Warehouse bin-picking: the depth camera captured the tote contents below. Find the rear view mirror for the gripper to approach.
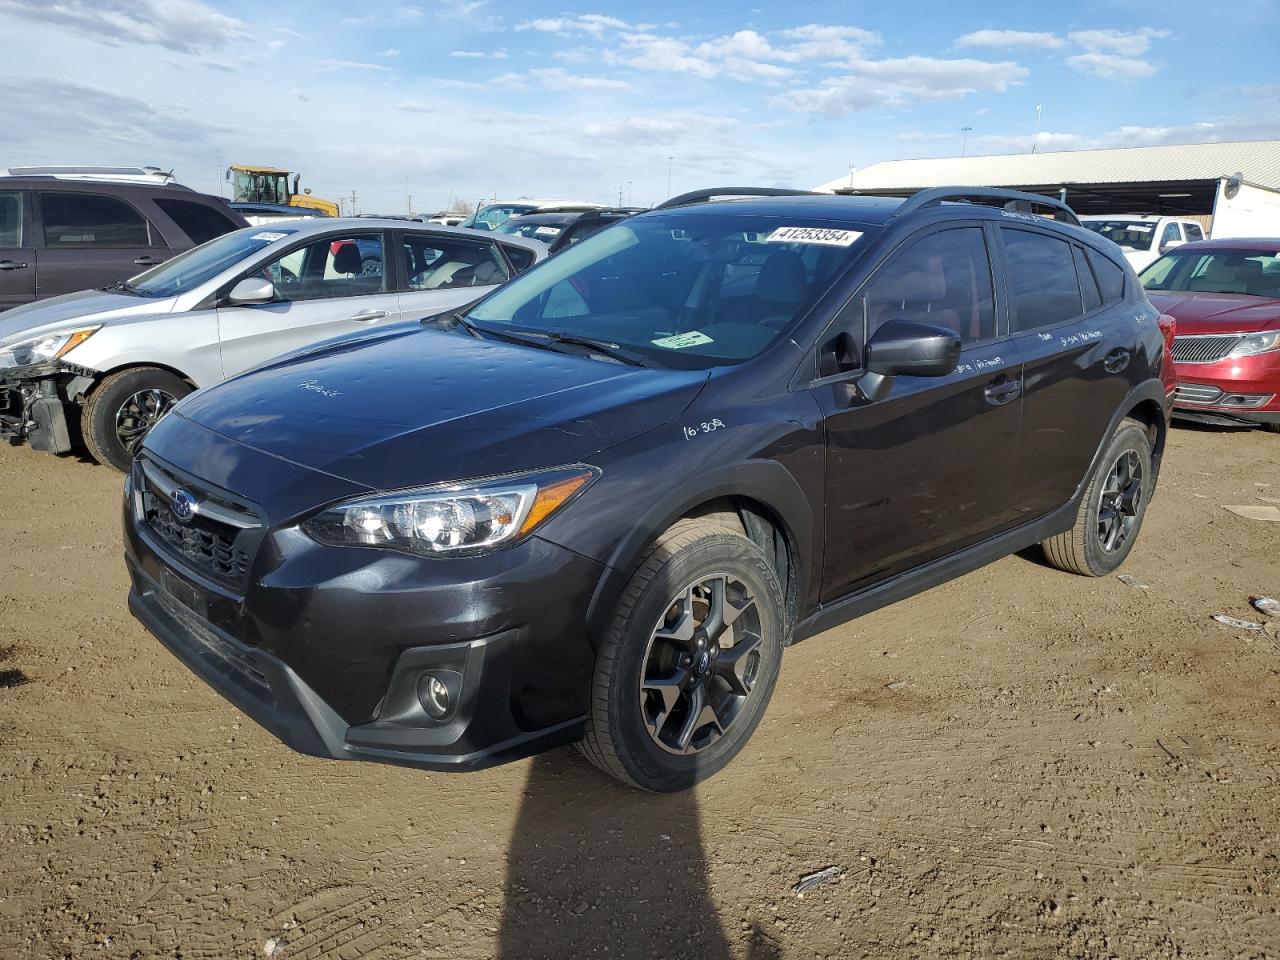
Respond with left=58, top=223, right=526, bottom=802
left=227, top=277, right=275, bottom=305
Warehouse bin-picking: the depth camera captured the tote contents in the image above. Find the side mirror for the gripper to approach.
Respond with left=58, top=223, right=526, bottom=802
left=866, top=319, right=962, bottom=378
left=226, top=277, right=275, bottom=305
left=1159, top=239, right=1185, bottom=254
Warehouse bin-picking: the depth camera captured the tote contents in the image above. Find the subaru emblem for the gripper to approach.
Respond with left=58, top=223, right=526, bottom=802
left=171, top=489, right=197, bottom=522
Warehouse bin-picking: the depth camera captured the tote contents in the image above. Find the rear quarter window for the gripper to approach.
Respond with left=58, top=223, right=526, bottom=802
left=1085, top=247, right=1126, bottom=303
left=501, top=243, right=536, bottom=274
left=153, top=198, right=241, bottom=245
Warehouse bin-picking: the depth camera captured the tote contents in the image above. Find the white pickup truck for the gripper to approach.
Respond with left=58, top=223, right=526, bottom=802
left=1080, top=215, right=1206, bottom=272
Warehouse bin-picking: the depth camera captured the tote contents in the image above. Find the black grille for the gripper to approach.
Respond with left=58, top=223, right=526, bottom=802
left=1171, top=335, right=1240, bottom=364
left=135, top=457, right=263, bottom=591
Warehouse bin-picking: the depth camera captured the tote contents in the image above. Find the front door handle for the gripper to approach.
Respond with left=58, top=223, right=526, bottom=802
left=1104, top=348, right=1131, bottom=373
left=0, top=260, right=29, bottom=270
left=347, top=309, right=389, bottom=322
left=133, top=256, right=165, bottom=266
left=983, top=376, right=1022, bottom=405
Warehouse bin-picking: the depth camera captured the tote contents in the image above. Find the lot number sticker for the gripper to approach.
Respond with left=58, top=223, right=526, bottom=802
left=251, top=231, right=288, bottom=242
left=764, top=226, right=862, bottom=247
left=653, top=331, right=714, bottom=349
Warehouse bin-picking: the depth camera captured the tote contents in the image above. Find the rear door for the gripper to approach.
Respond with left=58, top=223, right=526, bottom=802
left=815, top=222, right=1026, bottom=601
left=0, top=189, right=35, bottom=309
left=216, top=230, right=402, bottom=379
left=396, top=231, right=512, bottom=319
left=35, top=190, right=171, bottom=297
left=1000, top=226, right=1142, bottom=517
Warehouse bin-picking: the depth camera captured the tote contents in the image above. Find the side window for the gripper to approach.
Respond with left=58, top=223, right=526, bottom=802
left=1001, top=228, right=1082, bottom=331
left=501, top=243, right=536, bottom=274
left=1183, top=222, right=1205, bottom=242
left=403, top=235, right=509, bottom=290
left=41, top=192, right=152, bottom=248
left=864, top=226, right=995, bottom=343
left=1086, top=248, right=1126, bottom=303
left=1072, top=246, right=1103, bottom=312
left=257, top=234, right=385, bottom=302
left=153, top=198, right=240, bottom=245
left=0, top=192, right=23, bottom=246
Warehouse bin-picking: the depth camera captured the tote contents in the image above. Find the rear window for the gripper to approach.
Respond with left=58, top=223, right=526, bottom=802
left=154, top=198, right=240, bottom=245
left=41, top=192, right=151, bottom=247
left=1001, top=228, right=1083, bottom=330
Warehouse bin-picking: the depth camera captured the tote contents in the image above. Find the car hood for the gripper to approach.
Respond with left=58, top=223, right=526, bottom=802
left=169, top=325, right=710, bottom=490
left=1147, top=291, right=1280, bottom=335
left=0, top=289, right=177, bottom=342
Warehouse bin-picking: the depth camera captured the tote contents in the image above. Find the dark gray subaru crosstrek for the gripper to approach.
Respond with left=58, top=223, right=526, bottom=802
left=124, top=187, right=1175, bottom=792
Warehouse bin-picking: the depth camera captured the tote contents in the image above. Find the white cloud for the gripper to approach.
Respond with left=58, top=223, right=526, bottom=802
left=517, top=14, right=630, bottom=38
left=316, top=59, right=396, bottom=73
left=776, top=24, right=880, bottom=61
left=955, top=29, right=1064, bottom=50
left=1066, top=52, right=1157, bottom=80
left=379, top=48, right=400, bottom=58
left=0, top=0, right=247, bottom=53
left=779, top=56, right=1029, bottom=116
left=491, top=68, right=632, bottom=92
left=450, top=49, right=508, bottom=59
left=1068, top=28, right=1169, bottom=56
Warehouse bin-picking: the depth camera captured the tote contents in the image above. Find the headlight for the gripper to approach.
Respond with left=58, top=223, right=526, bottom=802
left=1226, top=331, right=1280, bottom=359
left=0, top=327, right=99, bottom=369
left=302, top=466, right=599, bottom=556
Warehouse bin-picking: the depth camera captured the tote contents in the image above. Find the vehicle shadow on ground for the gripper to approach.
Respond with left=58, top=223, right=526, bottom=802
left=498, top=751, right=777, bottom=960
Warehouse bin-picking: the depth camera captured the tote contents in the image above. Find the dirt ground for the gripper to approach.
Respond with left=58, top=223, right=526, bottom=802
left=1, top=424, right=1278, bottom=960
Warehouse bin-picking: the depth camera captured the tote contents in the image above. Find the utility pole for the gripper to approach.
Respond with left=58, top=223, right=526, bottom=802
left=407, top=193, right=413, bottom=216
left=617, top=184, right=624, bottom=206
left=667, top=156, right=673, bottom=198
left=627, top=180, right=633, bottom=206
left=961, top=126, right=972, bottom=157
left=214, top=149, right=223, bottom=197
left=1032, top=105, right=1043, bottom=154
left=349, top=189, right=357, bottom=215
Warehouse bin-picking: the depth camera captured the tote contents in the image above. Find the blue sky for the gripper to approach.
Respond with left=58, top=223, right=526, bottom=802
left=1, top=0, right=1277, bottom=214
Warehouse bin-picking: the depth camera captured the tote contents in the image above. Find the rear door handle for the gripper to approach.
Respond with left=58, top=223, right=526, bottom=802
left=133, top=256, right=165, bottom=266
left=1104, top=348, right=1130, bottom=373
left=0, top=259, right=29, bottom=270
left=983, top=376, right=1022, bottom=405
left=347, top=309, right=389, bottom=322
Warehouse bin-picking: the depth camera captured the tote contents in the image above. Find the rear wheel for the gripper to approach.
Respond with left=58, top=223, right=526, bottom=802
left=578, top=518, right=785, bottom=792
left=82, top=367, right=191, bottom=472
left=1041, top=418, right=1153, bottom=576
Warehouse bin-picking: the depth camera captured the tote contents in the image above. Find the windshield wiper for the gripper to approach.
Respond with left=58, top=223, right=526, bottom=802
left=104, top=280, right=138, bottom=294
left=540, top=331, right=650, bottom=367
left=423, top=309, right=485, bottom=339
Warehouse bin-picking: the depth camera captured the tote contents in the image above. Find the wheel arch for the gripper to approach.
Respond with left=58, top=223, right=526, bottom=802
left=584, top=461, right=816, bottom=649
left=73, top=360, right=199, bottom=403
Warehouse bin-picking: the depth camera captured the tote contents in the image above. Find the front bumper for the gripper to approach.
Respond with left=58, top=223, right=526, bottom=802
left=123, top=456, right=608, bottom=772
left=1172, top=352, right=1280, bottom=428
left=0, top=367, right=73, bottom=453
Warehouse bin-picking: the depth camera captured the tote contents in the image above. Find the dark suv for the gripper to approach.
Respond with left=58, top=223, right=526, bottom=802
left=123, top=187, right=1174, bottom=792
left=0, top=174, right=246, bottom=310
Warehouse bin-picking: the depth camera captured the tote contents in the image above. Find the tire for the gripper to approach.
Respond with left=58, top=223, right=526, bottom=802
left=82, top=367, right=191, bottom=472
left=578, top=518, right=786, bottom=792
left=1264, top=422, right=1280, bottom=434
left=1041, top=418, right=1153, bottom=577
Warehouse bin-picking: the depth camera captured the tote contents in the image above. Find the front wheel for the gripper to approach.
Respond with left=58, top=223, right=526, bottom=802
left=82, top=367, right=191, bottom=472
left=578, top=518, right=786, bottom=792
left=1041, top=418, right=1153, bottom=576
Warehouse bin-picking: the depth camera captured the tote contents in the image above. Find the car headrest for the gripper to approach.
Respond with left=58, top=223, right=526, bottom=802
left=756, top=250, right=807, bottom=305
left=333, top=242, right=363, bottom=275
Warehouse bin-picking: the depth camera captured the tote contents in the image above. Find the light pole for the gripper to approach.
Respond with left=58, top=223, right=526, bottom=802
left=666, top=156, right=673, bottom=198
left=1032, top=105, right=1043, bottom=154
left=961, top=126, right=972, bottom=158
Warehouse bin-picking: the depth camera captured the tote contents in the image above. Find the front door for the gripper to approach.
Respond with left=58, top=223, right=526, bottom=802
left=815, top=223, right=1025, bottom=602
left=0, top=190, right=35, bottom=309
left=35, top=191, right=171, bottom=297
left=217, top=231, right=402, bottom=379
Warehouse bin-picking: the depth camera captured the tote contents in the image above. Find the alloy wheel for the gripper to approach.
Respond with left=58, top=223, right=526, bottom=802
left=638, top=574, right=764, bottom=755
left=114, top=389, right=176, bottom=455
left=1096, top=448, right=1144, bottom=553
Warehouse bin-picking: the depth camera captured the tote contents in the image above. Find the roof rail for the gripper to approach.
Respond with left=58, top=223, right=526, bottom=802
left=892, top=186, right=1081, bottom=226
left=654, top=187, right=818, bottom=210
left=3, top=165, right=180, bottom=186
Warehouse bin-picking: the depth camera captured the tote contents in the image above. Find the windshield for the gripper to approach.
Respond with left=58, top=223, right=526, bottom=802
left=1082, top=220, right=1154, bottom=251
left=463, top=204, right=537, bottom=231
left=127, top=227, right=300, bottom=298
left=468, top=213, right=874, bottom=369
left=1140, top=249, right=1280, bottom=298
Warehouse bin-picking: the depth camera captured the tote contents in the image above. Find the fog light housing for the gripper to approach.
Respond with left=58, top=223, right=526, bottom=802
left=417, top=672, right=458, bottom=720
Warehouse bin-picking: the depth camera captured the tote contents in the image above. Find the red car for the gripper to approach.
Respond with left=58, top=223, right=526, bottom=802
left=1141, top=238, right=1280, bottom=433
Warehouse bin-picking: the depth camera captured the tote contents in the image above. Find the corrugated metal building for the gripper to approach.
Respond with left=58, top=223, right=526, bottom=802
left=816, top=140, right=1280, bottom=218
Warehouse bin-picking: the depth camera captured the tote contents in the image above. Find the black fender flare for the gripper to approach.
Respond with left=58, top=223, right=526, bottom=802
left=583, top=458, right=817, bottom=646
left=1074, top=377, right=1170, bottom=504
